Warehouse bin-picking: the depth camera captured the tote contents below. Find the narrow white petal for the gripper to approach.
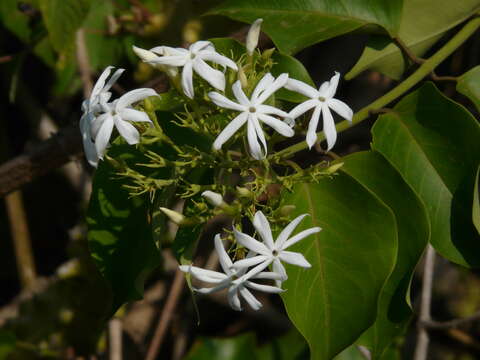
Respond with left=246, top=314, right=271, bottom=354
left=251, top=73, right=274, bottom=103
left=232, top=81, right=249, bottom=106
left=251, top=271, right=284, bottom=280
left=208, top=92, right=245, bottom=112
left=233, top=228, right=270, bottom=255
left=272, top=259, right=287, bottom=287
left=327, top=98, right=353, bottom=122
left=238, top=258, right=273, bottom=281
left=116, top=88, right=157, bottom=110
left=181, top=61, right=194, bottom=99
left=281, top=227, right=321, bottom=250
left=81, top=124, right=99, bottom=168
left=193, top=58, right=225, bottom=91
left=288, top=99, right=318, bottom=120
left=322, top=105, right=337, bottom=151
left=256, top=104, right=288, bottom=118
left=284, top=78, right=318, bottom=98
left=253, top=211, right=275, bottom=250
left=255, top=73, right=288, bottom=105
left=119, top=108, right=152, bottom=123
left=180, top=265, right=227, bottom=283
left=239, top=287, right=262, bottom=310
left=306, top=105, right=321, bottom=149
left=245, top=281, right=284, bottom=294
left=150, top=55, right=187, bottom=66
left=253, top=115, right=268, bottom=157
left=195, top=280, right=231, bottom=294
left=114, top=116, right=140, bottom=145
left=325, top=72, right=340, bottom=99
left=257, top=114, right=294, bottom=137
left=212, top=112, right=248, bottom=150
left=104, top=68, right=125, bottom=93
left=150, top=46, right=186, bottom=56
left=90, top=113, right=110, bottom=139
left=275, top=214, right=308, bottom=249
left=200, top=51, right=238, bottom=70
left=279, top=251, right=311, bottom=268
left=318, top=80, right=329, bottom=95
left=91, top=66, right=113, bottom=100
left=228, top=288, right=242, bottom=311
left=232, top=255, right=268, bottom=270
left=94, top=115, right=114, bottom=158
left=190, top=40, right=212, bottom=53
left=214, top=234, right=234, bottom=274
left=247, top=115, right=265, bottom=160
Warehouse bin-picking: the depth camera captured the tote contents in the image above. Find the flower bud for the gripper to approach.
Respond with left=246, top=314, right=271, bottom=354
left=160, top=207, right=186, bottom=225
left=132, top=45, right=159, bottom=63
left=201, top=190, right=225, bottom=207
left=238, top=66, right=248, bottom=89
left=326, top=162, right=344, bottom=174
left=279, top=205, right=296, bottom=216
left=246, top=18, right=263, bottom=55
left=236, top=186, right=252, bottom=198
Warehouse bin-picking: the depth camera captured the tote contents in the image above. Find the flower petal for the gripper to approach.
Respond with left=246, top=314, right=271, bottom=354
left=91, top=66, right=114, bottom=100
left=232, top=80, right=249, bottom=106
left=232, top=255, right=268, bottom=270
left=119, top=108, right=152, bottom=123
left=238, top=258, right=273, bottom=281
left=114, top=116, right=140, bottom=145
left=245, top=281, right=284, bottom=294
left=214, top=234, right=234, bottom=274
left=179, top=265, right=227, bottom=283
left=279, top=250, right=311, bottom=268
left=227, top=287, right=242, bottom=311
left=327, top=98, right=353, bottom=122
left=90, top=113, right=110, bottom=139
left=150, top=46, right=186, bottom=56
left=281, top=227, right=321, bottom=250
left=257, top=113, right=294, bottom=137
left=325, top=72, right=340, bottom=99
left=272, top=259, right=287, bottom=287
left=253, top=211, right=274, bottom=250
left=195, top=280, right=231, bottom=294
left=190, top=40, right=212, bottom=53
left=275, top=214, right=308, bottom=249
left=251, top=73, right=274, bottom=103
left=116, top=88, right=157, bottom=110
left=322, top=105, right=337, bottom=151
left=288, top=99, right=318, bottom=120
left=284, top=78, right=318, bottom=98
left=150, top=55, right=187, bottom=66
left=208, top=92, right=245, bottom=112
left=252, top=115, right=268, bottom=157
left=247, top=115, right=265, bottom=160
left=306, top=105, right=322, bottom=149
left=193, top=58, right=225, bottom=91
left=103, top=68, right=125, bottom=93
left=255, top=73, right=289, bottom=105
left=181, top=61, right=194, bottom=99
left=233, top=228, right=270, bottom=255
left=212, top=112, right=248, bottom=150
left=251, top=271, right=284, bottom=280
left=200, top=51, right=238, bottom=70
left=94, top=115, right=114, bottom=158
left=256, top=104, right=288, bottom=118
left=239, top=287, right=262, bottom=310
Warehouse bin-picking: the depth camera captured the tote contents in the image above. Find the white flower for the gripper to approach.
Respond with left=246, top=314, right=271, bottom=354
left=285, top=72, right=353, bottom=150
left=201, top=190, right=225, bottom=207
left=246, top=18, right=263, bottom=55
left=179, top=234, right=283, bottom=311
left=80, top=66, right=124, bottom=167
left=232, top=211, right=321, bottom=287
left=137, top=41, right=238, bottom=99
left=90, top=88, right=157, bottom=159
left=210, top=73, right=294, bottom=160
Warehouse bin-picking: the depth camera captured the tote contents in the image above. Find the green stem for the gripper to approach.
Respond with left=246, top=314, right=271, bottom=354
left=272, top=16, right=480, bottom=160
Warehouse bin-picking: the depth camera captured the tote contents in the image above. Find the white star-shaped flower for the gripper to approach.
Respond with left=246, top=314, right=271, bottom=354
left=209, top=73, right=294, bottom=160
left=232, top=211, right=321, bottom=287
left=285, top=72, right=353, bottom=151
left=136, top=41, right=238, bottom=99
left=179, top=234, right=283, bottom=311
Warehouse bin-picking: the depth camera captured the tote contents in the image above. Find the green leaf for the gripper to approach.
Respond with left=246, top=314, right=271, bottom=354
left=473, top=167, right=480, bottom=235
left=372, top=82, right=480, bottom=267
left=87, top=143, right=161, bottom=314
left=210, top=0, right=404, bottom=54
left=281, top=175, right=397, bottom=359
left=0, top=0, right=31, bottom=42
left=341, top=151, right=429, bottom=358
left=346, top=0, right=480, bottom=80
left=210, top=37, right=246, bottom=60
left=271, top=52, right=315, bottom=103
left=457, top=65, right=480, bottom=112
left=0, top=331, right=16, bottom=359
left=39, top=0, right=91, bottom=52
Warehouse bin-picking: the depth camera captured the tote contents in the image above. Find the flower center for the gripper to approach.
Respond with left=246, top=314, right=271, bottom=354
left=272, top=250, right=279, bottom=257
left=249, top=106, right=256, bottom=113
left=318, top=96, right=326, bottom=102
left=190, top=53, right=196, bottom=60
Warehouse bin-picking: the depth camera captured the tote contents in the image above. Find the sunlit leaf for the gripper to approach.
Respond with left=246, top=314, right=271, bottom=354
left=457, top=65, right=480, bottom=112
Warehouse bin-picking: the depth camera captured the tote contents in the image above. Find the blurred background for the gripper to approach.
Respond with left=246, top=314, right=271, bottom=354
left=1, top=0, right=479, bottom=359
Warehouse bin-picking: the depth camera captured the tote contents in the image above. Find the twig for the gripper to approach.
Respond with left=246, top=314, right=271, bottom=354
left=75, top=29, right=93, bottom=98
left=413, top=244, right=436, bottom=360
left=108, top=318, right=123, bottom=360
left=422, top=309, right=480, bottom=329
left=5, top=191, right=36, bottom=288
left=430, top=71, right=458, bottom=82
left=393, top=37, right=426, bottom=65
left=357, top=345, right=372, bottom=360
left=145, top=268, right=185, bottom=360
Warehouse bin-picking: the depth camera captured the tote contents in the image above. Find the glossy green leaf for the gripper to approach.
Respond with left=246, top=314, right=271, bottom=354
left=210, top=37, right=246, bottom=60
left=346, top=0, right=480, bottom=80
left=341, top=151, right=429, bottom=358
left=473, top=167, right=480, bottom=235
left=87, top=143, right=161, bottom=314
left=457, top=65, right=480, bottom=112
left=39, top=0, right=91, bottom=52
left=271, top=52, right=315, bottom=103
left=210, top=0, right=404, bottom=54
left=281, top=175, right=397, bottom=359
left=0, top=0, right=31, bottom=42
left=372, top=82, right=480, bottom=267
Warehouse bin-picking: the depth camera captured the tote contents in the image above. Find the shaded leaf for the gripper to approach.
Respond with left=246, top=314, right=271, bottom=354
left=457, top=65, right=480, bottom=112
left=473, top=167, right=480, bottom=235
left=346, top=0, right=480, bottom=80
left=0, top=331, right=16, bottom=359
left=210, top=0, right=404, bottom=54
left=281, top=175, right=397, bottom=359
left=0, top=0, right=31, bottom=42
left=341, top=151, right=429, bottom=358
left=372, top=82, right=480, bottom=267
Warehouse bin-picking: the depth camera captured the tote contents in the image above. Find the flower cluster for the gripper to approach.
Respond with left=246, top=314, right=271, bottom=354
left=180, top=206, right=321, bottom=311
